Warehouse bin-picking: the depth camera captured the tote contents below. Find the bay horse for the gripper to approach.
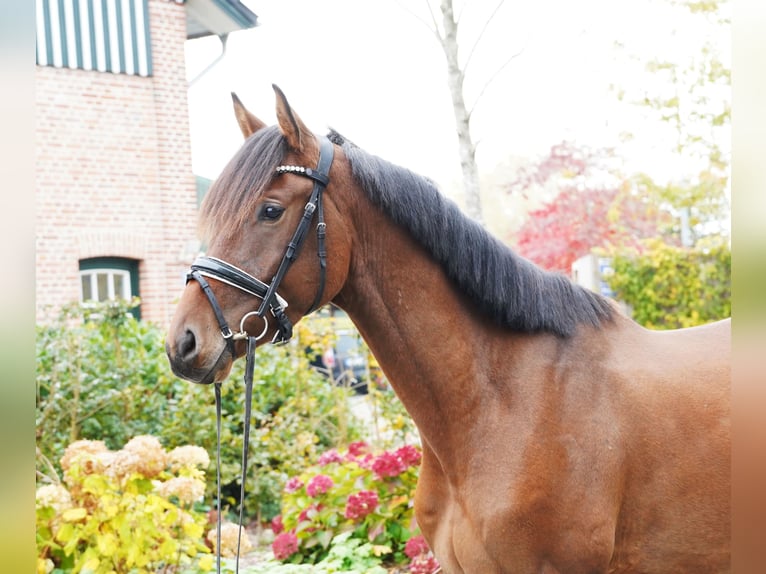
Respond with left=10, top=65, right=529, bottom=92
left=166, top=85, right=730, bottom=573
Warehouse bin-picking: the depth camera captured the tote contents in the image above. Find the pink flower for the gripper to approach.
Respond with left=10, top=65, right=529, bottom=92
left=284, top=477, right=304, bottom=493
left=356, top=453, right=374, bottom=469
left=306, top=474, right=334, bottom=497
left=396, top=445, right=422, bottom=467
left=344, top=490, right=379, bottom=520
left=271, top=515, right=284, bottom=534
left=404, top=535, right=431, bottom=559
left=406, top=535, right=439, bottom=574
left=272, top=531, right=299, bottom=561
left=371, top=451, right=407, bottom=478
left=409, top=554, right=440, bottom=574
left=346, top=441, right=370, bottom=458
left=317, top=449, right=343, bottom=466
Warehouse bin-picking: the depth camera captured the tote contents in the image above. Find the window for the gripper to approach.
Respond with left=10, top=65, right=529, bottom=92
left=79, top=257, right=140, bottom=318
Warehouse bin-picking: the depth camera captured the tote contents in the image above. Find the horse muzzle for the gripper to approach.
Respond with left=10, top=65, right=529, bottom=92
left=165, top=328, right=233, bottom=385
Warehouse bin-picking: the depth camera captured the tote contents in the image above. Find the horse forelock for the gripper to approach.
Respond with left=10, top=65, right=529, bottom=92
left=198, top=125, right=287, bottom=243
left=332, top=132, right=614, bottom=337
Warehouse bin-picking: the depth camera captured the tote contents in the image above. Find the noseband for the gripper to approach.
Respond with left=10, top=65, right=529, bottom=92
left=186, top=135, right=335, bottom=347
left=184, top=136, right=334, bottom=573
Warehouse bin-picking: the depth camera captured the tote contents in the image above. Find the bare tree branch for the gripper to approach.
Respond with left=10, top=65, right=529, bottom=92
left=427, top=0, right=445, bottom=43
left=463, top=0, right=506, bottom=76
left=468, top=46, right=525, bottom=118
left=455, top=0, right=468, bottom=27
left=392, top=0, right=441, bottom=42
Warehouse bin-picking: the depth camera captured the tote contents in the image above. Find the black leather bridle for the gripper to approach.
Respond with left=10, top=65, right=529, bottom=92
left=184, top=135, right=334, bottom=574
left=186, top=135, right=334, bottom=348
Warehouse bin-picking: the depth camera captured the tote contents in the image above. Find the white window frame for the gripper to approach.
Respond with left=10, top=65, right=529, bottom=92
left=79, top=268, right=132, bottom=303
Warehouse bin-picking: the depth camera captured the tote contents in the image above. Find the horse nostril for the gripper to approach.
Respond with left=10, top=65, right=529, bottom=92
left=178, top=328, right=198, bottom=361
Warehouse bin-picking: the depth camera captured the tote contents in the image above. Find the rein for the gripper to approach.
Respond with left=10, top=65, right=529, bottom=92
left=187, top=136, right=334, bottom=572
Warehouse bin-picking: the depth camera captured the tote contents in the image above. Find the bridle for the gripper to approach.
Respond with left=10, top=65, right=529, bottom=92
left=184, top=135, right=334, bottom=573
left=186, top=135, right=335, bottom=348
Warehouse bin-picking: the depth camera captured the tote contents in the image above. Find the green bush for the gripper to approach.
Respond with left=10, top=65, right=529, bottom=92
left=607, top=239, right=730, bottom=329
left=36, top=300, right=366, bottom=524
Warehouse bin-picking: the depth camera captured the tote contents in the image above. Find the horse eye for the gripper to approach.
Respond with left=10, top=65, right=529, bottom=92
left=259, top=204, right=285, bottom=222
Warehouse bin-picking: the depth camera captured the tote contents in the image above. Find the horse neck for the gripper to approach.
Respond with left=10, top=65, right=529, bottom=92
left=332, top=194, right=528, bottom=465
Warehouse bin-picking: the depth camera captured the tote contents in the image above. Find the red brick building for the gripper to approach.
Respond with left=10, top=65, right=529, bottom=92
left=35, top=0, right=257, bottom=325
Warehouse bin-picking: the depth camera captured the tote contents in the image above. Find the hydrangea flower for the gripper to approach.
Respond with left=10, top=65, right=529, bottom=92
left=306, top=474, right=333, bottom=497
left=346, top=441, right=370, bottom=458
left=396, top=445, right=422, bottom=467
left=284, top=477, right=304, bottom=493
left=106, top=449, right=142, bottom=482
left=60, top=439, right=111, bottom=476
left=344, top=489, right=379, bottom=520
left=405, top=535, right=440, bottom=573
left=271, top=514, right=284, bottom=534
left=409, top=553, right=440, bottom=574
left=317, top=448, right=343, bottom=466
left=206, top=522, right=253, bottom=558
left=154, top=476, right=205, bottom=505
left=404, top=535, right=430, bottom=559
left=122, top=435, right=167, bottom=478
left=35, top=484, right=72, bottom=514
left=371, top=451, right=406, bottom=478
left=272, top=531, right=299, bottom=560
left=167, top=445, right=210, bottom=471
left=371, top=445, right=422, bottom=478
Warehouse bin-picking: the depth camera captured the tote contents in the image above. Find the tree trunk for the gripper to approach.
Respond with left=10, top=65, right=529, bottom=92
left=439, top=0, right=483, bottom=225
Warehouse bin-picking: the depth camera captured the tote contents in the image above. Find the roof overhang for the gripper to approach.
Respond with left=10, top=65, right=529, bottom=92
left=185, top=0, right=258, bottom=40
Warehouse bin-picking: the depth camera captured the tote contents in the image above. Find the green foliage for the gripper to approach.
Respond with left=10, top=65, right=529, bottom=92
left=36, top=436, right=212, bottom=574
left=226, top=532, right=387, bottom=574
left=36, top=300, right=174, bottom=461
left=607, top=239, right=730, bottom=329
left=270, top=441, right=430, bottom=571
left=304, top=532, right=388, bottom=574
left=628, top=163, right=730, bottom=244
left=36, top=300, right=366, bottom=524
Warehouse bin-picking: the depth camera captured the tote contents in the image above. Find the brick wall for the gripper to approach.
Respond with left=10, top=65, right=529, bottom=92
left=35, top=0, right=199, bottom=327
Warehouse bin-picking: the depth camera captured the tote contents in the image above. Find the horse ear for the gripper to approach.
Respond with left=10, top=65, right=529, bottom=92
left=273, top=84, right=313, bottom=152
left=231, top=92, right=266, bottom=139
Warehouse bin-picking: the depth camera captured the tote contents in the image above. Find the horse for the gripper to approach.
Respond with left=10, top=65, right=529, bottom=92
left=166, top=85, right=730, bottom=573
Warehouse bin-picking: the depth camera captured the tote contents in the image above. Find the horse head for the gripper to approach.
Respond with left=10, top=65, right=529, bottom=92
left=166, top=86, right=353, bottom=384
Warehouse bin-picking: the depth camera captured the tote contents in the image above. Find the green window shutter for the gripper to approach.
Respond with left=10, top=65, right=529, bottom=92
left=36, top=0, right=153, bottom=76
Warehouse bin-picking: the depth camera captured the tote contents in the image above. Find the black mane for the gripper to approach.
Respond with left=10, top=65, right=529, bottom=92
left=201, top=127, right=613, bottom=337
left=329, top=130, right=613, bottom=337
